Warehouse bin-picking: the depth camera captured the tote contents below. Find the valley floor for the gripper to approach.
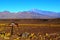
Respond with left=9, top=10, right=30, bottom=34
left=0, top=23, right=60, bottom=40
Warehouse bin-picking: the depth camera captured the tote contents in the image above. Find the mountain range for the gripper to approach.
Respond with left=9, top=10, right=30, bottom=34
left=0, top=9, right=60, bottom=19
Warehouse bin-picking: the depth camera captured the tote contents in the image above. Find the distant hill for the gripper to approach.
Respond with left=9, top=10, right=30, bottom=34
left=0, top=9, right=60, bottom=19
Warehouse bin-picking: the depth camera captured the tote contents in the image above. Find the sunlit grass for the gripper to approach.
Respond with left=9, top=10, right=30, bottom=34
left=0, top=24, right=60, bottom=27
left=0, top=23, right=60, bottom=40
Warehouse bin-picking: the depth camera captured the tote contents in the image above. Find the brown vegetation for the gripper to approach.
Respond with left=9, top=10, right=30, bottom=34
left=0, top=19, right=60, bottom=40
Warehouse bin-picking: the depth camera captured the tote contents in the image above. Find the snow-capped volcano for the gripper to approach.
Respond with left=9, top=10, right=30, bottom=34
left=29, top=9, right=59, bottom=18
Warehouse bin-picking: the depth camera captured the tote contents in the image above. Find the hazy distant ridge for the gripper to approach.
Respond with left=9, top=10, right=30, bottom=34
left=0, top=9, right=60, bottom=19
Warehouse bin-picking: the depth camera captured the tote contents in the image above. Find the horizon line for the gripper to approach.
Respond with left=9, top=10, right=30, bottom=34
left=0, top=9, right=60, bottom=13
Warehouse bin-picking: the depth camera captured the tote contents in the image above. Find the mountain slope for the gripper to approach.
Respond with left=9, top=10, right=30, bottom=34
left=0, top=9, right=60, bottom=19
left=29, top=9, right=59, bottom=18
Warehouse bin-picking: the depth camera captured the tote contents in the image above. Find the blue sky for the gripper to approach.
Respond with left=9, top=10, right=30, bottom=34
left=0, top=0, right=60, bottom=12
